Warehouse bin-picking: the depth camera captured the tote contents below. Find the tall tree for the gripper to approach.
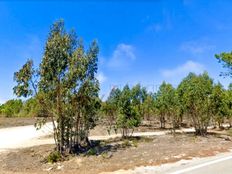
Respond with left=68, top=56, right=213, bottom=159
left=101, top=87, right=121, bottom=134
left=14, top=20, right=100, bottom=154
left=224, top=83, right=232, bottom=127
left=117, top=85, right=141, bottom=137
left=177, top=72, right=213, bottom=135
left=131, top=84, right=148, bottom=119
left=141, top=93, right=155, bottom=122
left=210, top=83, right=227, bottom=128
left=155, top=82, right=180, bottom=130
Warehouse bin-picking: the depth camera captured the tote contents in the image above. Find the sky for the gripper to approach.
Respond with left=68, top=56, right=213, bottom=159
left=0, top=0, right=232, bottom=103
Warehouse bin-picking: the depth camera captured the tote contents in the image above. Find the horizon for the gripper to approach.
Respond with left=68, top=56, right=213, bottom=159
left=0, top=0, right=231, bottom=103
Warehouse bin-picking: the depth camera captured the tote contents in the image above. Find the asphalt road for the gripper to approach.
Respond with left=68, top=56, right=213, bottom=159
left=104, top=151, right=232, bottom=174
left=167, top=152, right=232, bottom=174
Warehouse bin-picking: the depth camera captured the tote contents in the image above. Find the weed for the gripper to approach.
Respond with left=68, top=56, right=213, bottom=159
left=46, top=151, right=62, bottom=163
left=86, top=148, right=97, bottom=156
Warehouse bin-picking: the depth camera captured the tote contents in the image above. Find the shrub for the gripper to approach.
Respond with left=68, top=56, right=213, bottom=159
left=47, top=151, right=62, bottom=163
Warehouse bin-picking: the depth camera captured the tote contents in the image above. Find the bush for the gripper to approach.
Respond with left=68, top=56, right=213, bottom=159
left=0, top=99, right=23, bottom=117
left=86, top=148, right=97, bottom=156
left=47, top=151, right=62, bottom=163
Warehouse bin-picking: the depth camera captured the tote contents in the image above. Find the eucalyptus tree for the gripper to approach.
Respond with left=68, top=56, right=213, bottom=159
left=101, top=87, right=121, bottom=134
left=177, top=72, right=213, bottom=135
left=210, top=83, right=227, bottom=128
left=117, top=85, right=141, bottom=137
left=131, top=84, right=148, bottom=119
left=141, top=93, right=155, bottom=122
left=215, top=52, right=232, bottom=127
left=225, top=83, right=232, bottom=127
left=14, top=20, right=100, bottom=153
left=155, top=82, right=180, bottom=130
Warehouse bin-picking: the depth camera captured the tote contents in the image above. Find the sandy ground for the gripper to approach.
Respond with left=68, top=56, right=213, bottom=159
left=0, top=133, right=232, bottom=174
left=0, top=120, right=231, bottom=174
left=0, top=117, right=36, bottom=128
left=0, top=122, right=195, bottom=152
left=0, top=122, right=53, bottom=152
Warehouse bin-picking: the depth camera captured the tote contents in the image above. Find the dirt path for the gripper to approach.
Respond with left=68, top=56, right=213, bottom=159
left=0, top=123, right=196, bottom=153
left=0, top=123, right=53, bottom=152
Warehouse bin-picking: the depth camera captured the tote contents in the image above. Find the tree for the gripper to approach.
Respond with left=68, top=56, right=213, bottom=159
left=101, top=87, right=121, bottom=134
left=131, top=84, right=148, bottom=120
left=177, top=72, right=213, bottom=136
left=0, top=99, right=23, bottom=117
left=141, top=93, right=155, bottom=122
left=215, top=51, right=232, bottom=127
left=17, top=98, right=40, bottom=117
left=155, top=82, right=180, bottom=130
left=210, top=83, right=227, bottom=128
left=14, top=20, right=100, bottom=154
left=224, top=83, right=232, bottom=127
left=117, top=85, right=141, bottom=137
left=215, top=52, right=232, bottom=77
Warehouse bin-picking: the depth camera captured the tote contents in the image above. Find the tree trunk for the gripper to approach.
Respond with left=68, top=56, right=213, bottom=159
left=57, top=81, right=64, bottom=153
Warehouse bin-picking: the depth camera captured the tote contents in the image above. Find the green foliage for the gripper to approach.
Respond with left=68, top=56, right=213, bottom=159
left=14, top=20, right=100, bottom=153
left=177, top=72, right=213, bottom=135
left=117, top=85, right=141, bottom=137
left=130, top=84, right=148, bottom=119
left=210, top=83, right=228, bottom=127
left=155, top=82, right=180, bottom=129
left=141, top=93, right=155, bottom=121
left=17, top=98, right=40, bottom=117
left=0, top=99, right=23, bottom=117
left=47, top=151, right=62, bottom=163
left=86, top=148, right=98, bottom=156
left=101, top=87, right=121, bottom=134
left=223, top=83, right=232, bottom=126
left=215, top=52, right=232, bottom=77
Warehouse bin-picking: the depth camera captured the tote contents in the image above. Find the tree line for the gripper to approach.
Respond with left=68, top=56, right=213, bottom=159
left=0, top=98, right=38, bottom=117
left=1, top=20, right=231, bottom=154
left=101, top=74, right=232, bottom=136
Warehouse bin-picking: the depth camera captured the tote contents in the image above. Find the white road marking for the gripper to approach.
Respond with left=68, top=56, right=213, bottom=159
left=170, top=155, right=232, bottom=174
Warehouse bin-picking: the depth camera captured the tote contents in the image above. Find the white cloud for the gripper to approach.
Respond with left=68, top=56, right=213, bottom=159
left=108, top=43, right=136, bottom=68
left=161, top=60, right=205, bottom=78
left=96, top=72, right=107, bottom=84
left=180, top=40, right=215, bottom=54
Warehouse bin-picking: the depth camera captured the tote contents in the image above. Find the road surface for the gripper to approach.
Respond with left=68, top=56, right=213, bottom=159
left=101, top=150, right=232, bottom=174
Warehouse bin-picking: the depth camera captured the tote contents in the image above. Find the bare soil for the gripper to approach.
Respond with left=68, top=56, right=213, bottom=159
left=0, top=133, right=232, bottom=174
left=0, top=117, right=36, bottom=128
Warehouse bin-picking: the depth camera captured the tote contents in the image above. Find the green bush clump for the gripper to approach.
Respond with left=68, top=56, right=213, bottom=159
left=47, top=151, right=62, bottom=163
left=86, top=148, right=97, bottom=156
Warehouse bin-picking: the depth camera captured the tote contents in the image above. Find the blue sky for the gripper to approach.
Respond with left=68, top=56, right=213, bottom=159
left=0, top=0, right=232, bottom=103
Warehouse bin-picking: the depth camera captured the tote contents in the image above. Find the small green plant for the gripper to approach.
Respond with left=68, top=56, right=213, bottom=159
left=47, top=151, right=62, bottom=163
left=86, top=148, right=97, bottom=156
